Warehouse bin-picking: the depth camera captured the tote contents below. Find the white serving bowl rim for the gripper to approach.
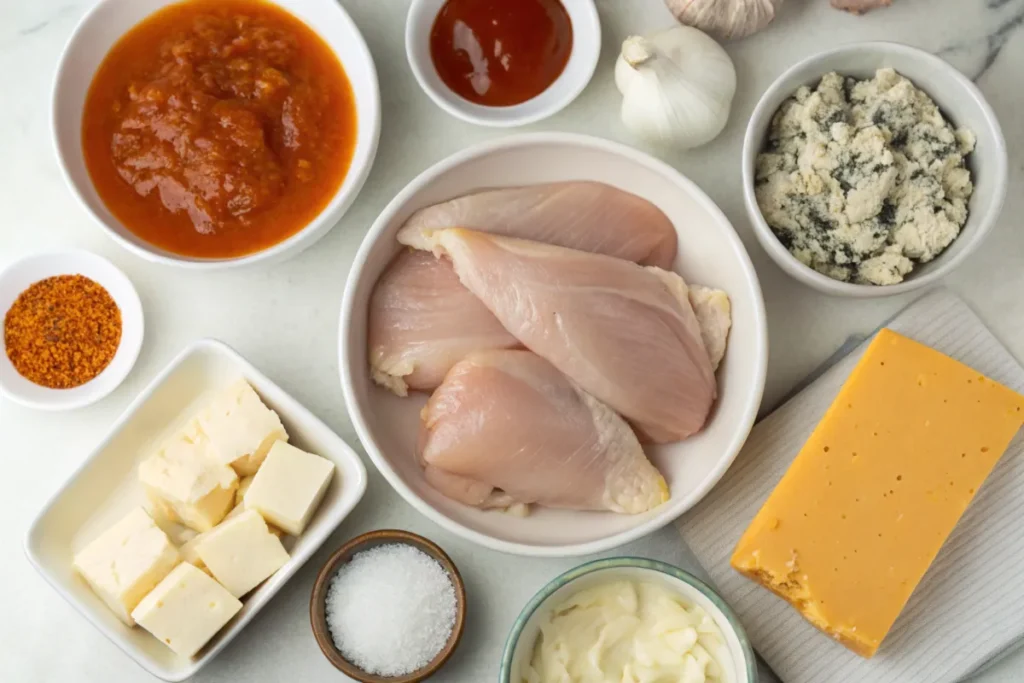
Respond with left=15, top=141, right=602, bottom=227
left=51, top=0, right=381, bottom=270
left=338, top=131, right=768, bottom=557
left=498, top=557, right=758, bottom=683
left=742, top=41, right=1008, bottom=298
left=404, top=0, right=601, bottom=127
left=0, top=250, right=144, bottom=411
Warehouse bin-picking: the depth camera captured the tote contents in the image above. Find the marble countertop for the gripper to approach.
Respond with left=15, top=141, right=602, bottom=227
left=2, top=0, right=1023, bottom=681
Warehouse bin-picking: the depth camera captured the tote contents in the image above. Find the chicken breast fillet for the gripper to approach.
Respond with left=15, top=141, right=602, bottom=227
left=419, top=349, right=669, bottom=514
left=421, top=229, right=717, bottom=442
left=397, top=181, right=678, bottom=269
left=367, top=250, right=519, bottom=395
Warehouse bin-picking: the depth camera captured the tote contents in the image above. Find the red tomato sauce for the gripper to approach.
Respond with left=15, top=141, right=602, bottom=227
left=82, top=0, right=357, bottom=258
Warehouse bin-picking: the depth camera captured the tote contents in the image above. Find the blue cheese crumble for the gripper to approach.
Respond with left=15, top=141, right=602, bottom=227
left=755, top=68, right=975, bottom=285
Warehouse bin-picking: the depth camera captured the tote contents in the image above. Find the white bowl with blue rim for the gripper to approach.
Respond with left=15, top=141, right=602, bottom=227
left=500, top=557, right=757, bottom=683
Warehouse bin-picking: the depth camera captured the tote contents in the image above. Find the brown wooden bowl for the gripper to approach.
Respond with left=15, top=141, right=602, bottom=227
left=309, top=529, right=467, bottom=682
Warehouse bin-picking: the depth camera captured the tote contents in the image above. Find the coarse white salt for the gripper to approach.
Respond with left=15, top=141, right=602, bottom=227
left=324, top=542, right=458, bottom=677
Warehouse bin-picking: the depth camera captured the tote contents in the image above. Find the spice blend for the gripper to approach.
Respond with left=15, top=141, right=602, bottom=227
left=4, top=274, right=122, bottom=388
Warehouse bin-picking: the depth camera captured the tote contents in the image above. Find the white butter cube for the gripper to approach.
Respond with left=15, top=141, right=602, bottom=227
left=244, top=441, right=335, bottom=536
left=132, top=562, right=242, bottom=658
left=223, top=500, right=284, bottom=535
left=144, top=497, right=199, bottom=547
left=236, top=475, right=254, bottom=506
left=197, top=380, right=288, bottom=476
left=139, top=430, right=238, bottom=533
left=73, top=508, right=181, bottom=626
left=178, top=530, right=210, bottom=574
left=195, top=510, right=289, bottom=597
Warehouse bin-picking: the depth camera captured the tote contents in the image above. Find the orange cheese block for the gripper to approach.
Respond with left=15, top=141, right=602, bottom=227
left=731, top=329, right=1024, bottom=658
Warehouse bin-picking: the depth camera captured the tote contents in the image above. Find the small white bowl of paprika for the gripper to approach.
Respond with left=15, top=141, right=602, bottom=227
left=0, top=250, right=144, bottom=411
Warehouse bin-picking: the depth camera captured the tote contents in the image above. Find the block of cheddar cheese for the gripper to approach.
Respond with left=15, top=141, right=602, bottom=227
left=731, top=329, right=1024, bottom=657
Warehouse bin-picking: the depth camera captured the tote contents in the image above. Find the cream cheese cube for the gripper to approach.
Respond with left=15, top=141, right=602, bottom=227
left=243, top=441, right=335, bottom=536
left=73, top=508, right=181, bottom=626
left=178, top=531, right=211, bottom=574
left=197, top=380, right=288, bottom=476
left=195, top=510, right=289, bottom=597
left=222, top=500, right=284, bottom=535
left=132, top=562, right=242, bottom=658
left=235, top=475, right=254, bottom=506
left=139, top=429, right=238, bottom=533
left=144, top=497, right=199, bottom=547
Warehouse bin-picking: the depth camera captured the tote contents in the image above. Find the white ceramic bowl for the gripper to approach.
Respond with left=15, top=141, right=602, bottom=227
left=0, top=250, right=143, bottom=411
left=742, top=41, right=1007, bottom=297
left=405, top=0, right=600, bottom=127
left=25, top=339, right=368, bottom=681
left=500, top=558, right=757, bottom=683
left=52, top=0, right=381, bottom=269
left=339, top=133, right=767, bottom=557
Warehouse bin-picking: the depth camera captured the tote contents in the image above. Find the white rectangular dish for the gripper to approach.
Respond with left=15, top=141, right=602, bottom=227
left=24, top=339, right=367, bottom=681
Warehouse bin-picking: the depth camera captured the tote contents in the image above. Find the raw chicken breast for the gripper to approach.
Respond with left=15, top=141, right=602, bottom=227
left=397, top=181, right=678, bottom=269
left=421, top=466, right=528, bottom=515
left=367, top=250, right=519, bottom=395
left=370, top=252, right=732, bottom=395
left=370, top=182, right=677, bottom=395
left=419, top=350, right=669, bottom=514
left=689, top=285, right=732, bottom=371
left=421, top=229, right=717, bottom=442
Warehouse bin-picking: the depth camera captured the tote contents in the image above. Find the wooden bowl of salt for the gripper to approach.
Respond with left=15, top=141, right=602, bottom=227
left=310, top=529, right=467, bottom=682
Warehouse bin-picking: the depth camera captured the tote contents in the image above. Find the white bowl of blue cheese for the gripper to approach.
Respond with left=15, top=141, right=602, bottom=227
left=743, top=42, right=1007, bottom=296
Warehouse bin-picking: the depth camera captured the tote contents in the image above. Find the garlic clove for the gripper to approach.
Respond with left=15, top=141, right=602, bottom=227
left=622, top=36, right=656, bottom=68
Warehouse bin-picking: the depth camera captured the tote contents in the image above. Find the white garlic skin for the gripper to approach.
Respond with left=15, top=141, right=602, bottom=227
left=614, top=27, right=737, bottom=150
left=665, top=0, right=783, bottom=40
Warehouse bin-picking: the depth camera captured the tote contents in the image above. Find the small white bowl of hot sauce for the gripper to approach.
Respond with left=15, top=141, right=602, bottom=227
left=406, top=0, right=600, bottom=127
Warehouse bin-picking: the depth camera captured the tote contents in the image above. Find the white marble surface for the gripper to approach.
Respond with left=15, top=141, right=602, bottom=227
left=1, top=0, right=1023, bottom=681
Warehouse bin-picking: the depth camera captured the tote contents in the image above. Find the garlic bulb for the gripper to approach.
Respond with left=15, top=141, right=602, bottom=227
left=665, top=0, right=783, bottom=40
left=614, top=27, right=736, bottom=150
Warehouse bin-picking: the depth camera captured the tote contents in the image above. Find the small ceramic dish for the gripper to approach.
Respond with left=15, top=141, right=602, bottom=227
left=310, top=529, right=467, bottom=682
left=500, top=557, right=757, bottom=683
left=0, top=250, right=143, bottom=411
left=742, top=41, right=1007, bottom=298
left=24, top=338, right=368, bottom=681
left=52, top=0, right=380, bottom=269
left=339, top=132, right=767, bottom=557
left=405, top=0, right=600, bottom=127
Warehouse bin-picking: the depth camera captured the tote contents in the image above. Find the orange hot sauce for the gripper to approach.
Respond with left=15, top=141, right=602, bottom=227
left=429, top=0, right=573, bottom=107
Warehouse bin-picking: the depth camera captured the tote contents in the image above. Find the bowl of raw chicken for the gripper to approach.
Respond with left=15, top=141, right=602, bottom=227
left=339, top=133, right=767, bottom=556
